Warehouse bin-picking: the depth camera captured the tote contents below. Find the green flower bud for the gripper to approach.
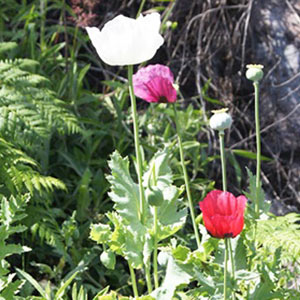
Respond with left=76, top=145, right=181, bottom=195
left=209, top=108, right=232, bottom=131
left=146, top=186, right=164, bottom=206
left=246, top=64, right=264, bottom=82
left=100, top=249, right=116, bottom=270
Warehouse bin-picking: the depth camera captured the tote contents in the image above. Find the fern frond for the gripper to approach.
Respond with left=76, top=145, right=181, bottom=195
left=0, top=42, right=18, bottom=57
left=0, top=44, right=80, bottom=196
left=0, top=138, right=65, bottom=195
left=256, top=213, right=300, bottom=263
left=0, top=55, right=81, bottom=149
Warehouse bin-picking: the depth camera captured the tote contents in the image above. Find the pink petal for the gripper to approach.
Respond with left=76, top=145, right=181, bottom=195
left=133, top=64, right=177, bottom=103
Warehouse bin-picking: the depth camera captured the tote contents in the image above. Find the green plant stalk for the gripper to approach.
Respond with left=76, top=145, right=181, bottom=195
left=254, top=81, right=261, bottom=218
left=173, top=104, right=201, bottom=249
left=128, top=65, right=146, bottom=224
left=153, top=206, right=159, bottom=289
left=40, top=0, right=47, bottom=50
left=136, top=0, right=146, bottom=18
left=145, top=260, right=153, bottom=293
left=129, top=264, right=139, bottom=298
left=219, top=130, right=235, bottom=299
left=228, top=237, right=236, bottom=300
left=152, top=165, right=159, bottom=289
left=228, top=238, right=235, bottom=278
left=224, top=238, right=229, bottom=300
left=219, top=131, right=227, bottom=191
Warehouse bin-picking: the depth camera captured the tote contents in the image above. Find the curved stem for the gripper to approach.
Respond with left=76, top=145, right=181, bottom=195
left=254, top=81, right=261, bottom=218
left=128, top=65, right=146, bottom=224
left=128, top=264, right=139, bottom=298
left=224, top=238, right=229, bottom=300
left=173, top=104, right=201, bottom=249
left=219, top=131, right=227, bottom=191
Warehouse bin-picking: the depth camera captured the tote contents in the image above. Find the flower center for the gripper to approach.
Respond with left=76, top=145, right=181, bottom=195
left=159, top=96, right=168, bottom=103
left=224, top=232, right=233, bottom=238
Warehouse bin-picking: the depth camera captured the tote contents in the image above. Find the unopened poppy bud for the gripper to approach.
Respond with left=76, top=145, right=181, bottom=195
left=209, top=108, right=232, bottom=131
left=246, top=64, right=264, bottom=82
left=146, top=186, right=164, bottom=206
left=100, top=249, right=116, bottom=270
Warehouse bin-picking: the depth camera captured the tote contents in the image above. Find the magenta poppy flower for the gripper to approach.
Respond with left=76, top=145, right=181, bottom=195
left=199, top=190, right=247, bottom=239
left=133, top=64, right=177, bottom=103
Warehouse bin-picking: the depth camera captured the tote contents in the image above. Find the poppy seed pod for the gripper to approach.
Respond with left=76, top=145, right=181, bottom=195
left=86, top=13, right=164, bottom=66
left=246, top=64, right=264, bottom=82
left=209, top=109, right=232, bottom=132
left=133, top=64, right=177, bottom=103
left=199, top=190, right=247, bottom=239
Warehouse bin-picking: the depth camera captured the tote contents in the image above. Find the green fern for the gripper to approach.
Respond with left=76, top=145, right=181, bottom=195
left=256, top=213, right=300, bottom=264
left=0, top=58, right=80, bottom=145
left=0, top=42, right=18, bottom=58
left=0, top=43, right=81, bottom=195
left=0, top=137, right=65, bottom=195
left=0, top=193, right=30, bottom=299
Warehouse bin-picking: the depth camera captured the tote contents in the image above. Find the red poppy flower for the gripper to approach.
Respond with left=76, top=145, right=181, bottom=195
left=199, top=190, right=247, bottom=239
left=133, top=64, right=177, bottom=103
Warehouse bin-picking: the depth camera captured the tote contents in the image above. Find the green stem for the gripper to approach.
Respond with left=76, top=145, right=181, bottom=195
left=173, top=104, right=201, bottom=249
left=219, top=130, right=235, bottom=299
left=40, top=0, right=47, bottom=50
left=254, top=81, right=261, bottom=218
left=219, top=131, right=227, bottom=191
left=129, top=264, right=139, bottom=298
left=228, top=239, right=235, bottom=280
left=153, top=206, right=159, bottom=289
left=151, top=164, right=159, bottom=289
left=128, top=65, right=146, bottom=224
left=136, top=0, right=147, bottom=18
left=145, top=261, right=153, bottom=293
left=224, top=238, right=229, bottom=300
left=228, top=239, right=236, bottom=300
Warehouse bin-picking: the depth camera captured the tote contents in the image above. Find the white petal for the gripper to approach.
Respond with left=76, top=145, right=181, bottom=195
left=86, top=13, right=164, bottom=66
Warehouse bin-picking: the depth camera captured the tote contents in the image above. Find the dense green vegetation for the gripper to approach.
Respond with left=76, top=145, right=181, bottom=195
left=0, top=1, right=299, bottom=299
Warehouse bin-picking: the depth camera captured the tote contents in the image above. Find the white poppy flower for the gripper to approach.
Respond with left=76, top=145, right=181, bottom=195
left=86, top=13, right=164, bottom=66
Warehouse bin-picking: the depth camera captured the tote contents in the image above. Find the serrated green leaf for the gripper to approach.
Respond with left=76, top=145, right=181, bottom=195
left=144, top=149, right=187, bottom=240
left=107, top=151, right=140, bottom=228
left=172, top=245, right=190, bottom=262
left=106, top=212, right=144, bottom=269
left=152, top=252, right=192, bottom=300
left=90, top=223, right=111, bottom=244
left=244, top=168, right=266, bottom=214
